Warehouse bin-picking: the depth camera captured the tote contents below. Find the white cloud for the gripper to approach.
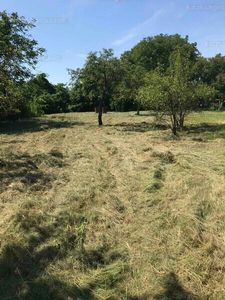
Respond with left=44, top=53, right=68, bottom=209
left=112, top=33, right=135, bottom=46
left=133, top=9, right=165, bottom=32
left=112, top=9, right=165, bottom=47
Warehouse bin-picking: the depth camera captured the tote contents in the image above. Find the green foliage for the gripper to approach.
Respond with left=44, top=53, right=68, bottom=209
left=0, top=73, right=21, bottom=119
left=0, top=11, right=45, bottom=82
left=40, top=84, right=70, bottom=114
left=121, top=34, right=200, bottom=72
left=112, top=64, right=146, bottom=112
left=193, top=54, right=225, bottom=101
left=19, top=74, right=71, bottom=116
left=0, top=11, right=45, bottom=119
left=69, top=35, right=194, bottom=113
left=68, top=49, right=123, bottom=113
left=138, top=49, right=216, bottom=134
left=0, top=12, right=71, bottom=119
left=69, top=80, right=94, bottom=112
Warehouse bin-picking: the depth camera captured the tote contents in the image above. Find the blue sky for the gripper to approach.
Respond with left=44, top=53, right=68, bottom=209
left=2, top=0, right=225, bottom=84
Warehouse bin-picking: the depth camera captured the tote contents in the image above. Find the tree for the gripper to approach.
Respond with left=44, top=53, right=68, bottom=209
left=121, top=34, right=200, bottom=72
left=31, top=73, right=55, bottom=95
left=0, top=73, right=21, bottom=119
left=19, top=73, right=55, bottom=117
left=113, top=63, right=146, bottom=114
left=0, top=11, right=45, bottom=82
left=50, top=83, right=70, bottom=113
left=213, top=73, right=225, bottom=100
left=68, top=68, right=96, bottom=112
left=193, top=54, right=225, bottom=101
left=22, top=75, right=71, bottom=115
left=138, top=49, right=215, bottom=135
left=0, top=11, right=45, bottom=119
left=68, top=49, right=122, bottom=125
left=18, top=81, right=44, bottom=118
left=69, top=81, right=94, bottom=112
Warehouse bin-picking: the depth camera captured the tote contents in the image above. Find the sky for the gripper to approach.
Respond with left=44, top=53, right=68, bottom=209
left=1, top=0, right=225, bottom=84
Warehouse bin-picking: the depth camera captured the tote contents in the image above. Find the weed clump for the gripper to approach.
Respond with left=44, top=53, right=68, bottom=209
left=153, top=165, right=165, bottom=180
left=192, top=137, right=204, bottom=142
left=107, top=146, right=118, bottom=155
left=143, top=147, right=152, bottom=152
left=152, top=150, right=176, bottom=164
left=90, top=260, right=129, bottom=289
left=153, top=169, right=163, bottom=179
left=195, top=200, right=211, bottom=221
left=146, top=180, right=164, bottom=193
left=49, top=149, right=64, bottom=158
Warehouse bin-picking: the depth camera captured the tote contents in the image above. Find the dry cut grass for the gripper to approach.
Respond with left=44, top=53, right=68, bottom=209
left=1, top=111, right=225, bottom=299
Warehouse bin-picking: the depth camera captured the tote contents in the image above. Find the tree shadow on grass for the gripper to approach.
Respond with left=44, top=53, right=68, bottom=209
left=0, top=204, right=134, bottom=300
left=135, top=112, right=157, bottom=117
left=0, top=233, right=148, bottom=299
left=127, top=295, right=150, bottom=299
left=0, top=151, right=65, bottom=193
left=0, top=211, right=136, bottom=300
left=0, top=225, right=94, bottom=300
left=154, top=272, right=199, bottom=300
left=184, top=123, right=225, bottom=139
left=109, top=121, right=225, bottom=137
left=0, top=140, right=25, bottom=145
left=0, top=118, right=85, bottom=135
left=106, top=122, right=168, bottom=133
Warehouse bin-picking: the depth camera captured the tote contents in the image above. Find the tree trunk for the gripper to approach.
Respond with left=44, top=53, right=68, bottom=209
left=136, top=103, right=140, bottom=115
left=179, top=116, right=184, bottom=129
left=172, top=114, right=177, bottom=135
left=98, top=101, right=103, bottom=126
left=172, top=126, right=177, bottom=135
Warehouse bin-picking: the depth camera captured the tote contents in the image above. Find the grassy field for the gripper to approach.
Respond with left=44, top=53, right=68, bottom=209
left=1, top=111, right=225, bottom=299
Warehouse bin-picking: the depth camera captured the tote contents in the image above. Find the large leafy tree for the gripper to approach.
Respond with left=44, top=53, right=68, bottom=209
left=45, top=83, right=70, bottom=114
left=19, top=73, right=55, bottom=117
left=138, top=49, right=215, bottom=135
left=68, top=48, right=122, bottom=125
left=213, top=73, right=225, bottom=100
left=0, top=11, right=45, bottom=81
left=22, top=75, right=71, bottom=115
left=121, top=34, right=200, bottom=72
left=30, top=73, right=55, bottom=95
left=113, top=63, right=146, bottom=114
left=0, top=11, right=45, bottom=119
left=115, top=34, right=200, bottom=114
left=193, top=54, right=225, bottom=101
left=68, top=68, right=96, bottom=112
left=69, top=81, right=94, bottom=112
left=0, top=73, right=22, bottom=118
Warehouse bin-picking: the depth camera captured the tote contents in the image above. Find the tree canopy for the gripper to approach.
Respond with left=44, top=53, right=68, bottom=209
left=68, top=48, right=123, bottom=125
left=121, top=34, right=200, bottom=72
left=0, top=11, right=45, bottom=82
left=0, top=11, right=45, bottom=119
left=138, top=49, right=215, bottom=134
